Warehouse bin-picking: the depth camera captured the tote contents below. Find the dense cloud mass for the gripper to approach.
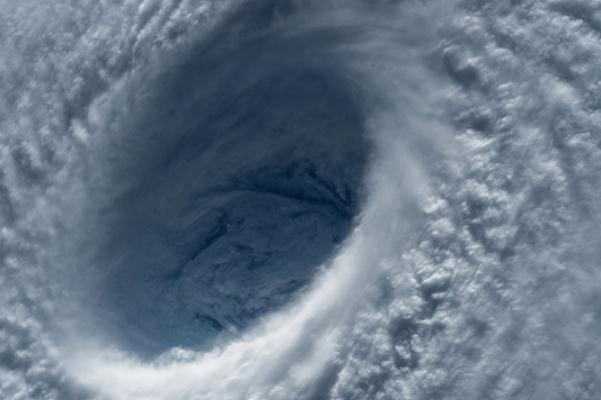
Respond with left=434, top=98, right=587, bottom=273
left=2, top=0, right=601, bottom=399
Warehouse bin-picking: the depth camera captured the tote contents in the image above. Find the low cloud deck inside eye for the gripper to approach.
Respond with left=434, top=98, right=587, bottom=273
left=88, top=63, right=369, bottom=357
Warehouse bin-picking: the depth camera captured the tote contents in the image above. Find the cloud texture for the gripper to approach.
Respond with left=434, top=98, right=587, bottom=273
left=1, top=1, right=601, bottom=399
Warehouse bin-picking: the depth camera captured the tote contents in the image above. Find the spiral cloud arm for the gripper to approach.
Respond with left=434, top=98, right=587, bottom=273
left=1, top=1, right=601, bottom=399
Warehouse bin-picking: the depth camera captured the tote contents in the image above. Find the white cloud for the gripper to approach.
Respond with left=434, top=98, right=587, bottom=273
left=2, top=1, right=601, bottom=399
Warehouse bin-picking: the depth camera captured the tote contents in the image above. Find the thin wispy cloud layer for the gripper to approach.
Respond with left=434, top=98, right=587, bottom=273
left=1, top=1, right=601, bottom=399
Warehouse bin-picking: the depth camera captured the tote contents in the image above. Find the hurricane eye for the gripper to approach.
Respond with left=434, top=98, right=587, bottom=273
left=82, top=49, right=369, bottom=356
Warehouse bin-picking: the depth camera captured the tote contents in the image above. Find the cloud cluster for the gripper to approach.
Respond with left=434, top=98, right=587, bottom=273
left=2, top=0, right=601, bottom=399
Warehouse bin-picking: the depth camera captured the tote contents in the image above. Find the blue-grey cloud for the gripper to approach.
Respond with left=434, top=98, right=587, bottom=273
left=2, top=0, right=601, bottom=399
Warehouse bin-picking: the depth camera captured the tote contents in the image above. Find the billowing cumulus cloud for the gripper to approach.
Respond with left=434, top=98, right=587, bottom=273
left=1, top=1, right=601, bottom=399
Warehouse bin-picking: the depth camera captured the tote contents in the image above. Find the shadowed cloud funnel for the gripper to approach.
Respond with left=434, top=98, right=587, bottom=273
left=91, top=65, right=368, bottom=355
left=56, top=0, right=373, bottom=359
